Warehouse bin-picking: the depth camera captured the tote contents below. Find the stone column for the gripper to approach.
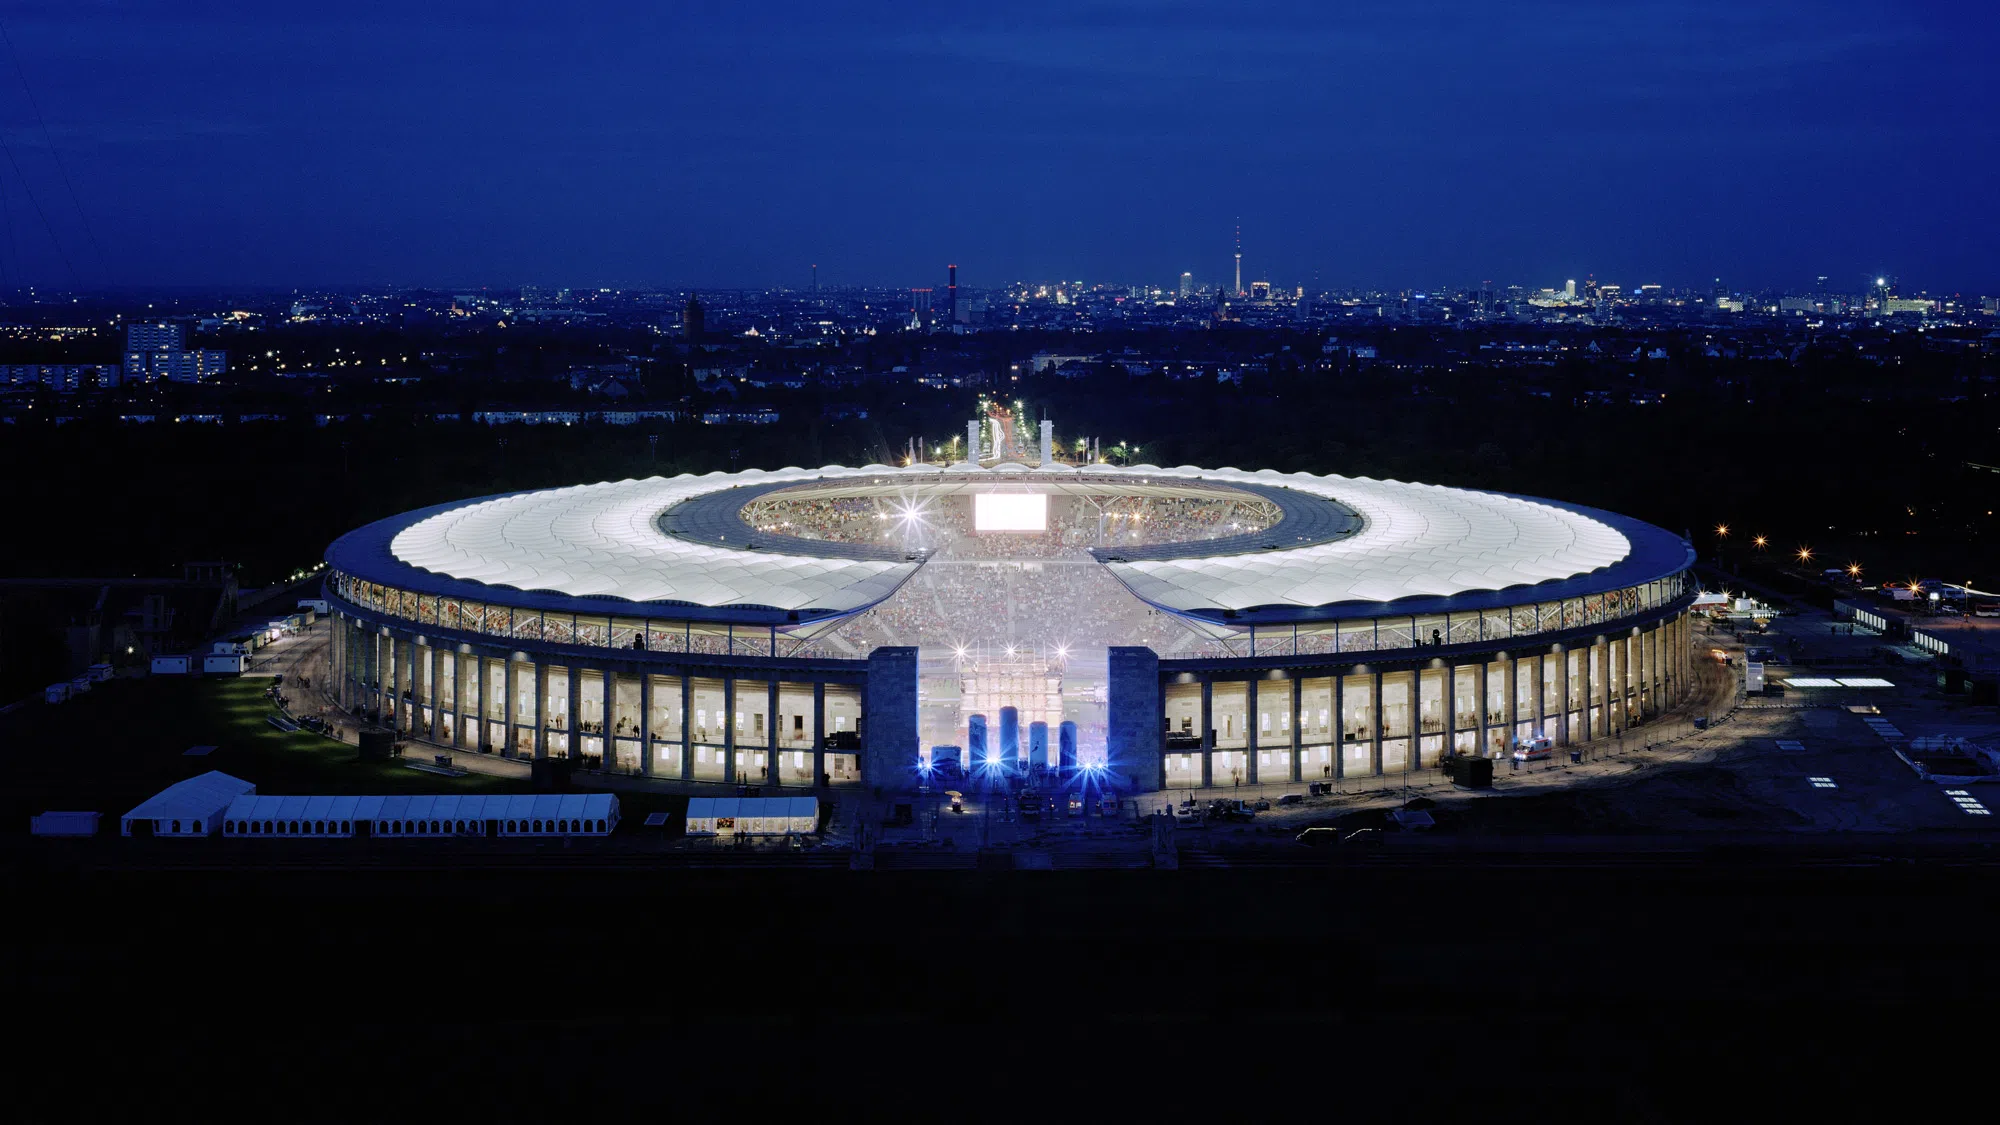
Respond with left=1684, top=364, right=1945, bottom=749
left=1599, top=639, right=1614, bottom=735
left=680, top=675, right=694, bottom=781
left=1557, top=648, right=1570, bottom=746
left=1627, top=634, right=1638, bottom=725
left=1584, top=640, right=1600, bottom=736
left=1289, top=674, right=1303, bottom=784
left=1611, top=638, right=1625, bottom=734
left=722, top=676, right=737, bottom=783
left=456, top=652, right=470, bottom=748
left=533, top=661, right=549, bottom=759
left=602, top=668, right=618, bottom=770
left=1334, top=674, right=1346, bottom=780
left=1199, top=678, right=1214, bottom=788
left=1503, top=655, right=1518, bottom=751
left=386, top=634, right=402, bottom=730
left=639, top=672, right=653, bottom=776
left=1244, top=677, right=1259, bottom=785
left=1652, top=626, right=1664, bottom=714
left=1107, top=647, right=1162, bottom=793
left=406, top=638, right=420, bottom=735
left=767, top=679, right=782, bottom=787
left=1371, top=670, right=1385, bottom=776
left=1679, top=615, right=1690, bottom=703
left=1634, top=628, right=1648, bottom=720
left=566, top=663, right=582, bottom=761
left=1477, top=660, right=1489, bottom=756
left=811, top=680, right=826, bottom=789
left=428, top=644, right=443, bottom=742
left=862, top=647, right=920, bottom=786
left=504, top=658, right=518, bottom=757
left=1531, top=654, right=1544, bottom=738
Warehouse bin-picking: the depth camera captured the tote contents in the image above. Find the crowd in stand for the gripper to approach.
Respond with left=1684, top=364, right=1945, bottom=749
left=759, top=491, right=1284, bottom=660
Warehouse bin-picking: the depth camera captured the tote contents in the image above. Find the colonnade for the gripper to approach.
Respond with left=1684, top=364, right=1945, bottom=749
left=1159, top=614, right=1693, bottom=789
left=330, top=614, right=867, bottom=789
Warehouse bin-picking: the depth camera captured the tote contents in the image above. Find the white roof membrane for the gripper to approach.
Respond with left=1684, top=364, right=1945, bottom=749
left=384, top=465, right=1634, bottom=615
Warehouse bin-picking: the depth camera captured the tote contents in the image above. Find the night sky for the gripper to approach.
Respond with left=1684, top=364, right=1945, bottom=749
left=1, top=0, right=1994, bottom=291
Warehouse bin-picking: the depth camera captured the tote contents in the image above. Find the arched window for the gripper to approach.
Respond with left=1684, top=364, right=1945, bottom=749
left=597, top=819, right=607, bottom=833
left=431, top=820, right=441, bottom=834
left=171, top=820, right=181, bottom=833
left=341, top=821, right=350, bottom=834
left=314, top=821, right=324, bottom=835
left=532, top=819, right=542, bottom=833
left=405, top=821, right=414, bottom=834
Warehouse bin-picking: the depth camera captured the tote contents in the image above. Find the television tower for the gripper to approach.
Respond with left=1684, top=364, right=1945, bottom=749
left=1233, top=219, right=1243, bottom=297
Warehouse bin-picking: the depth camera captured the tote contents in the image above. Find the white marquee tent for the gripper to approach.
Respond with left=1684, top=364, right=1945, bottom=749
left=685, top=796, right=818, bottom=836
left=121, top=771, right=256, bottom=837
left=223, top=792, right=619, bottom=838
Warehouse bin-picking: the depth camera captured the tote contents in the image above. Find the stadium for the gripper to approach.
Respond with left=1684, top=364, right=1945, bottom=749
left=323, top=435, right=1696, bottom=796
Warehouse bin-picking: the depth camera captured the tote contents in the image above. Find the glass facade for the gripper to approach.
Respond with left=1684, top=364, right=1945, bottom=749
left=330, top=567, right=1691, bottom=662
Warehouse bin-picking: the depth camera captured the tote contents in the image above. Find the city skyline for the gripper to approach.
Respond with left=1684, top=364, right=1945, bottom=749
left=0, top=2, right=1992, bottom=291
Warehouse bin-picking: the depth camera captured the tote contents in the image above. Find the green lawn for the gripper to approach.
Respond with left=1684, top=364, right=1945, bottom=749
left=1, top=676, right=523, bottom=825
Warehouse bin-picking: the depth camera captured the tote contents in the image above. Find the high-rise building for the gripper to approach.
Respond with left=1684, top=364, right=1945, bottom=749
left=126, top=322, right=183, bottom=357
left=946, top=265, right=957, bottom=324
left=1233, top=222, right=1243, bottom=297
left=1564, top=279, right=1577, bottom=301
left=1250, top=280, right=1271, bottom=301
left=682, top=293, right=706, bottom=343
left=124, top=322, right=225, bottom=384
left=1179, top=272, right=1194, bottom=300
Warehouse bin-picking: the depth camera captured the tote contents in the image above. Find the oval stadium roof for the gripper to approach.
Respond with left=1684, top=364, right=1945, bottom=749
left=326, top=464, right=1689, bottom=625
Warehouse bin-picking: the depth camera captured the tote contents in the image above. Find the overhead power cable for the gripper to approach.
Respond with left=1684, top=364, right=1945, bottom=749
left=0, top=13, right=103, bottom=279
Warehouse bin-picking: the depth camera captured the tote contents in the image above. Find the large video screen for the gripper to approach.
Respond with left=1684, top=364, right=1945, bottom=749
left=973, top=492, right=1048, bottom=533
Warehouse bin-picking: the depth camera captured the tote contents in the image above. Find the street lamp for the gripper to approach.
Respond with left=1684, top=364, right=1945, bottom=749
left=1796, top=547, right=1813, bottom=563
left=1715, top=524, right=1729, bottom=538
left=1752, top=536, right=1768, bottom=549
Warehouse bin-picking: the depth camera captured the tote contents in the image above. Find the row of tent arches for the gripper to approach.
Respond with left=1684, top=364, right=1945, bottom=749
left=222, top=817, right=612, bottom=838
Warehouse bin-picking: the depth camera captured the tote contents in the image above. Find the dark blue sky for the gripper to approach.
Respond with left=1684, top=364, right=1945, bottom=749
left=2, top=1, right=1994, bottom=292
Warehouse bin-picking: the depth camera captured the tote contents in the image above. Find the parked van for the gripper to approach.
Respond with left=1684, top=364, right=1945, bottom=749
left=1512, top=735, right=1555, bottom=762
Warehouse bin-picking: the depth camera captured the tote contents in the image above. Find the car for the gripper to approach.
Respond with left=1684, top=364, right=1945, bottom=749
left=1278, top=793, right=1304, bottom=805
left=1342, top=828, right=1384, bottom=846
left=1174, top=806, right=1202, bottom=825
left=1296, top=826, right=1340, bottom=848
left=1067, top=793, right=1084, bottom=817
left=1512, top=736, right=1555, bottom=762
